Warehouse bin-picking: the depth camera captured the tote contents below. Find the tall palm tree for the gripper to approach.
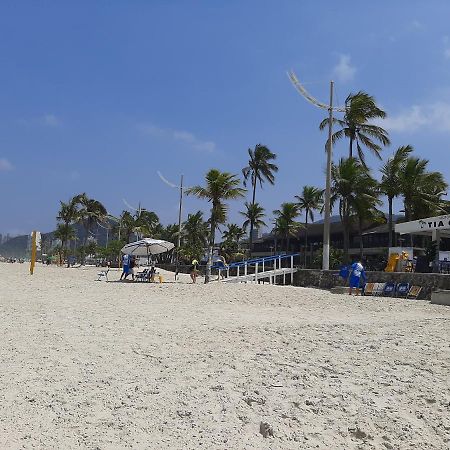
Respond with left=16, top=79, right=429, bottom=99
left=380, top=145, right=413, bottom=247
left=331, top=157, right=378, bottom=262
left=187, top=169, right=245, bottom=282
left=74, top=193, right=107, bottom=263
left=272, top=203, right=302, bottom=252
left=242, top=144, right=278, bottom=255
left=295, top=186, right=323, bottom=266
left=320, top=91, right=390, bottom=165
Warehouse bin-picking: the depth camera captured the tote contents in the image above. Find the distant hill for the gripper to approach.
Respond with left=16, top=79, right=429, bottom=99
left=0, top=222, right=113, bottom=259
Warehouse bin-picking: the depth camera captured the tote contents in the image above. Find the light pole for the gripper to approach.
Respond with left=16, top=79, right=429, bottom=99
left=158, top=171, right=186, bottom=280
left=288, top=71, right=344, bottom=270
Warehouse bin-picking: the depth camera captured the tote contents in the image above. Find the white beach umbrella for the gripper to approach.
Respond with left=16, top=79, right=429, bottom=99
left=121, top=238, right=175, bottom=256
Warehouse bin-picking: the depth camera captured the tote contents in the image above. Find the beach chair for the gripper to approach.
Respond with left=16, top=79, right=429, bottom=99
left=407, top=285, right=422, bottom=300
left=373, top=283, right=386, bottom=296
left=396, top=282, right=410, bottom=298
left=363, top=282, right=375, bottom=296
left=383, top=282, right=396, bottom=297
left=135, top=269, right=149, bottom=282
left=96, top=268, right=109, bottom=282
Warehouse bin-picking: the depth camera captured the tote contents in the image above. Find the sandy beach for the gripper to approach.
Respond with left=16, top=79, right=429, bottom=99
left=0, top=263, right=449, bottom=449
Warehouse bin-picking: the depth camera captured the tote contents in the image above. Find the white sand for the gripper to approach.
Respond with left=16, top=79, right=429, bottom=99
left=0, top=263, right=449, bottom=449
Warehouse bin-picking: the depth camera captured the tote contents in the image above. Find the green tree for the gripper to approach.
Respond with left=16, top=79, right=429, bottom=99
left=352, top=179, right=383, bottom=259
left=380, top=145, right=413, bottom=247
left=320, top=91, right=390, bottom=165
left=221, top=224, right=246, bottom=260
left=134, top=210, right=161, bottom=238
left=179, top=211, right=209, bottom=262
left=57, top=197, right=80, bottom=261
left=74, top=193, right=107, bottom=263
left=242, top=144, right=278, bottom=256
left=331, top=157, right=378, bottom=262
left=272, top=202, right=302, bottom=252
left=187, top=169, right=245, bottom=282
left=53, top=223, right=76, bottom=265
left=240, top=202, right=267, bottom=233
left=398, top=156, right=448, bottom=222
left=295, top=186, right=323, bottom=266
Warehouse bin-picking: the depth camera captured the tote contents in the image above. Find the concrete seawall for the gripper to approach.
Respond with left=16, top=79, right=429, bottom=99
left=293, top=269, right=450, bottom=300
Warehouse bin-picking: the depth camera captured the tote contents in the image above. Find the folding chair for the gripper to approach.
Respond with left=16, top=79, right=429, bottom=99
left=135, top=269, right=149, bottom=282
left=374, top=283, right=386, bottom=296
left=96, top=268, right=109, bottom=282
left=396, top=282, right=410, bottom=298
left=383, top=282, right=396, bottom=297
left=407, top=285, right=422, bottom=299
left=363, top=282, right=375, bottom=296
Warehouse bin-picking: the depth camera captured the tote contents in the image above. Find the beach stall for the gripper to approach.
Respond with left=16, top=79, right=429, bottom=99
left=395, top=214, right=450, bottom=272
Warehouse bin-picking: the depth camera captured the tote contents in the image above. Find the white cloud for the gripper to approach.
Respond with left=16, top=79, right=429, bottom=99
left=444, top=48, right=450, bottom=59
left=138, top=123, right=217, bottom=153
left=42, top=114, right=60, bottom=127
left=0, top=158, right=13, bottom=171
left=332, top=54, right=356, bottom=83
left=379, top=102, right=450, bottom=133
left=410, top=19, right=424, bottom=30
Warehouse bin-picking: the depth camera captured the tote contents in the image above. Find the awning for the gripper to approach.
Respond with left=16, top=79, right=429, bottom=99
left=395, top=214, right=450, bottom=238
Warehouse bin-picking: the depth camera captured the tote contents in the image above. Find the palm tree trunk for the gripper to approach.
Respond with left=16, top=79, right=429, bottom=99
left=248, top=179, right=257, bottom=258
left=304, top=214, right=309, bottom=267
left=388, top=196, right=393, bottom=248
left=349, top=138, right=353, bottom=158
left=205, top=221, right=215, bottom=283
left=358, top=216, right=364, bottom=260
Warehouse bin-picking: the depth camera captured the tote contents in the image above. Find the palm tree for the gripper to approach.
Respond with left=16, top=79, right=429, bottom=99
left=295, top=186, right=323, bottom=266
left=352, top=180, right=383, bottom=259
left=186, top=169, right=245, bottom=282
left=134, top=210, right=160, bottom=238
left=380, top=145, right=413, bottom=247
left=240, top=202, right=267, bottom=245
left=398, top=157, right=448, bottom=222
left=57, top=197, right=79, bottom=260
left=179, top=211, right=209, bottom=262
left=320, top=91, right=390, bottom=165
left=221, top=224, right=246, bottom=260
left=74, top=193, right=107, bottom=263
left=53, top=223, right=76, bottom=265
left=242, top=144, right=278, bottom=255
left=331, top=157, right=378, bottom=262
left=272, top=203, right=302, bottom=252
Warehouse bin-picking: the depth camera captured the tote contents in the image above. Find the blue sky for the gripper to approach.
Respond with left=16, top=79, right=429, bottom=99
left=1, top=1, right=450, bottom=235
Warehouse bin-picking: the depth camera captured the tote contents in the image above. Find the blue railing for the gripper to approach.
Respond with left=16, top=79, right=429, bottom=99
left=211, top=253, right=300, bottom=270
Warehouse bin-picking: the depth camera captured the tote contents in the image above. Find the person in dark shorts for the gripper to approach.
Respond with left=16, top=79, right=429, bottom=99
left=190, top=259, right=199, bottom=283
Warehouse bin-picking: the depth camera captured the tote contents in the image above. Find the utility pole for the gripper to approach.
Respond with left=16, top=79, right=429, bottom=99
left=322, top=81, right=334, bottom=270
left=288, top=72, right=344, bottom=271
left=175, top=175, right=184, bottom=279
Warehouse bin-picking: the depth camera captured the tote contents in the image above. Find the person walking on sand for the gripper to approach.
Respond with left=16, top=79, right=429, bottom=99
left=190, top=259, right=199, bottom=283
left=348, top=259, right=366, bottom=296
left=120, top=253, right=130, bottom=281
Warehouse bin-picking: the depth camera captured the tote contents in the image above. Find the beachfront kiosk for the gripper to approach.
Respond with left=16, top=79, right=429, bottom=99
left=395, top=214, right=450, bottom=273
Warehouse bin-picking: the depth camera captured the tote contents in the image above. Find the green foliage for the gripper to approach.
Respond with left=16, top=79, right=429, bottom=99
left=313, top=247, right=344, bottom=269
left=242, top=144, right=278, bottom=254
left=186, top=169, right=246, bottom=281
left=273, top=202, right=303, bottom=252
left=320, top=91, right=390, bottom=165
